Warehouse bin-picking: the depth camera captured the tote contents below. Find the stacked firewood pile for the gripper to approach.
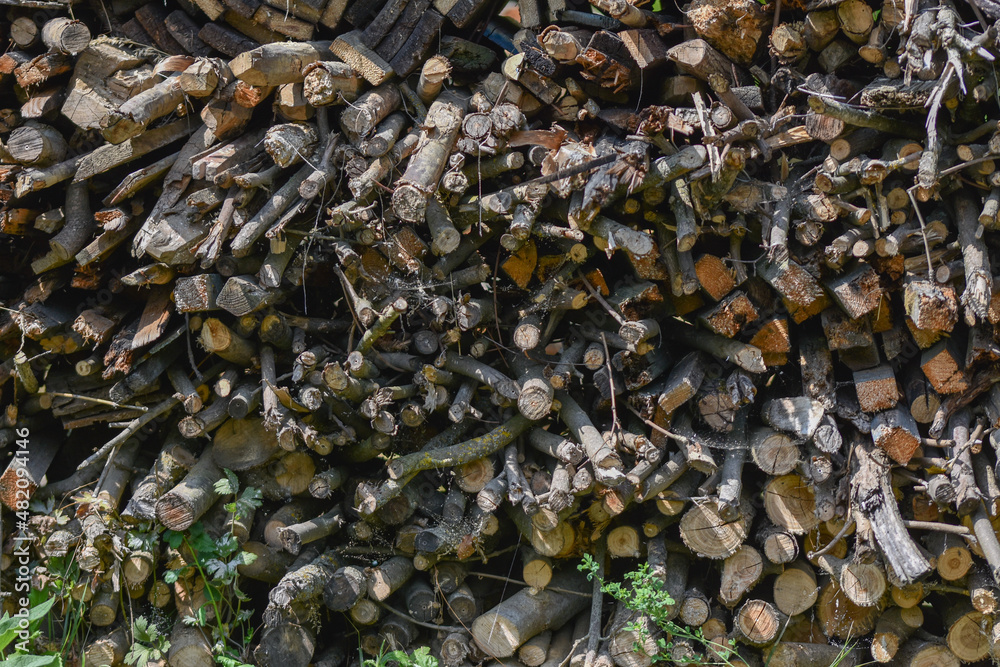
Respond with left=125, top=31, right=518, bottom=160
left=3, top=0, right=1000, bottom=664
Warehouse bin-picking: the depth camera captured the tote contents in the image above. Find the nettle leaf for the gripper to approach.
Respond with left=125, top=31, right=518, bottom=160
left=188, top=527, right=217, bottom=557
left=205, top=559, right=230, bottom=582
left=233, top=583, right=251, bottom=602
left=163, top=570, right=180, bottom=584
left=203, top=583, right=223, bottom=603
left=29, top=497, right=55, bottom=514
left=216, top=656, right=254, bottom=667
left=238, top=550, right=258, bottom=567
left=233, top=487, right=263, bottom=519
left=133, top=616, right=152, bottom=643
left=125, top=645, right=152, bottom=667
left=216, top=534, right=239, bottom=558
left=164, top=530, right=184, bottom=549
left=384, top=650, right=410, bottom=666
left=409, top=646, right=438, bottom=667
left=214, top=469, right=239, bottom=497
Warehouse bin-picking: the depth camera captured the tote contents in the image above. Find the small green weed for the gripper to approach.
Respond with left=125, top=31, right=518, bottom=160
left=363, top=644, right=439, bottom=667
left=0, top=595, right=61, bottom=667
left=125, top=616, right=170, bottom=667
left=579, top=554, right=742, bottom=665
left=153, top=469, right=263, bottom=666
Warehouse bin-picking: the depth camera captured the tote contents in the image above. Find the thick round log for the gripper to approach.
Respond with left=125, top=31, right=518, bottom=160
left=816, top=580, right=880, bottom=639
left=760, top=523, right=799, bottom=564
left=368, top=555, right=415, bottom=601
left=895, top=639, right=960, bottom=667
left=768, top=643, right=862, bottom=667
left=945, top=602, right=991, bottom=663
left=441, top=630, right=471, bottom=666
left=518, top=630, right=551, bottom=667
left=10, top=18, right=38, bottom=48
left=872, top=607, right=918, bottom=663
left=303, top=61, right=363, bottom=106
left=323, top=565, right=367, bottom=611
left=773, top=560, right=818, bottom=616
left=970, top=567, right=999, bottom=615
left=124, top=547, right=157, bottom=587
left=279, top=505, right=345, bottom=555
left=749, top=427, right=800, bottom=475
left=308, top=467, right=348, bottom=499
left=455, top=457, right=497, bottom=494
left=762, top=474, right=818, bottom=534
left=200, top=318, right=256, bottom=365
left=718, top=545, right=764, bottom=609
left=255, top=623, right=316, bottom=667
left=264, top=501, right=314, bottom=548
left=239, top=541, right=295, bottom=584
left=521, top=547, right=554, bottom=589
left=608, top=593, right=660, bottom=667
left=607, top=525, right=643, bottom=559
left=445, top=583, right=478, bottom=624
left=391, top=91, right=468, bottom=222
left=405, top=577, right=440, bottom=622
left=350, top=598, right=381, bottom=626
left=154, top=446, right=223, bottom=531
left=242, top=451, right=316, bottom=498
left=929, top=531, right=974, bottom=581
left=213, top=417, right=280, bottom=471
left=7, top=122, right=67, bottom=167
left=167, top=622, right=214, bottom=667
left=471, top=569, right=590, bottom=657
left=816, top=554, right=886, bottom=607
left=341, top=83, right=401, bottom=137
left=230, top=41, right=331, bottom=87
left=735, top=599, right=786, bottom=646
left=41, top=18, right=91, bottom=54
left=380, top=614, right=418, bottom=650
left=679, top=498, right=753, bottom=559
left=84, top=627, right=128, bottom=667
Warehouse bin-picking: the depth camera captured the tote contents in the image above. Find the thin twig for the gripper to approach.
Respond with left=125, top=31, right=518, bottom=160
left=578, top=271, right=625, bottom=325
left=906, top=186, right=937, bottom=281
left=903, top=520, right=971, bottom=536
left=76, top=396, right=180, bottom=470
left=43, top=392, right=150, bottom=412
left=558, top=635, right=591, bottom=667
left=807, top=518, right=855, bottom=560
left=625, top=403, right=689, bottom=444
left=373, top=599, right=465, bottom=632
left=487, top=155, right=617, bottom=198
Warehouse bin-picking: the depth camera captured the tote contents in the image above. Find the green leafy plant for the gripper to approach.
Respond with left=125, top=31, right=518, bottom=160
left=154, top=469, right=263, bottom=666
left=0, top=596, right=61, bottom=667
left=30, top=553, right=87, bottom=661
left=579, top=555, right=742, bottom=666
left=125, top=616, right=170, bottom=667
left=363, top=644, right=439, bottom=667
